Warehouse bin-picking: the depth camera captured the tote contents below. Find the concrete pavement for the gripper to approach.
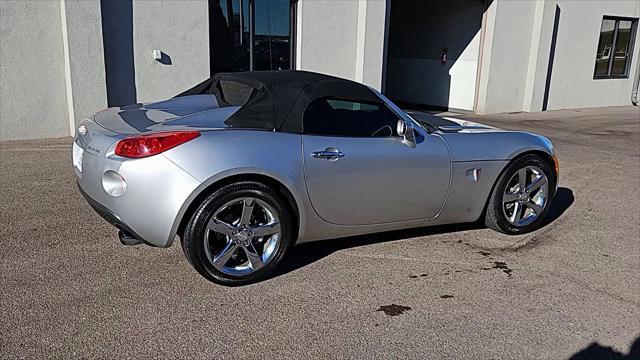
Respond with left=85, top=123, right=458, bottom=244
left=1, top=106, right=639, bottom=359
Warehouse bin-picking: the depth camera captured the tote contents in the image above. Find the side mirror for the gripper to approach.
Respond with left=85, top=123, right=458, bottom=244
left=397, top=120, right=417, bottom=148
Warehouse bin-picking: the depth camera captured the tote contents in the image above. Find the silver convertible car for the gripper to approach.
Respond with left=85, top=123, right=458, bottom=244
left=74, top=71, right=558, bottom=285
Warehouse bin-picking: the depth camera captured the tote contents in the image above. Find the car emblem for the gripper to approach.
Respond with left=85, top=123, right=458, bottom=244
left=77, top=125, right=87, bottom=135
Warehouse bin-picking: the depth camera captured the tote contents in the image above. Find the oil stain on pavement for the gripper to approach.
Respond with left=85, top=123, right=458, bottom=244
left=492, top=261, right=513, bottom=277
left=377, top=304, right=412, bottom=316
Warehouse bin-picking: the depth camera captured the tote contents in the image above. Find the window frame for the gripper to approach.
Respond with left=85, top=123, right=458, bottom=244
left=301, top=96, right=401, bottom=138
left=593, top=16, right=638, bottom=80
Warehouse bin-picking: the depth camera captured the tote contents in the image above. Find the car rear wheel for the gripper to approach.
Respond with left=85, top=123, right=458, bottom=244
left=182, top=181, right=292, bottom=285
left=485, top=154, right=556, bottom=234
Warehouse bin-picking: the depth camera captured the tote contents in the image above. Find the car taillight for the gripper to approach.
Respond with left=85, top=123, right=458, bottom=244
left=114, top=131, right=200, bottom=158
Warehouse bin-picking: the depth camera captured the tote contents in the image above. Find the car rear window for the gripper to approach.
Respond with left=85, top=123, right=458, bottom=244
left=217, top=80, right=256, bottom=106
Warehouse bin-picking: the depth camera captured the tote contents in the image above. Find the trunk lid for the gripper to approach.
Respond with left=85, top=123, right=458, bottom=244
left=94, top=95, right=240, bottom=135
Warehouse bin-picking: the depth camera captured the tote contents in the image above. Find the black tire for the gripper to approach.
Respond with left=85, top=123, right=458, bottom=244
left=181, top=181, right=293, bottom=285
left=485, top=154, right=556, bottom=234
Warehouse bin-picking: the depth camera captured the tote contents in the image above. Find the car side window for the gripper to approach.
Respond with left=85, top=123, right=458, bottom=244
left=303, top=97, right=399, bottom=137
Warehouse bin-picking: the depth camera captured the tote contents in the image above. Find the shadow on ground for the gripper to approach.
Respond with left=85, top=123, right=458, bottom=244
left=275, top=187, right=574, bottom=278
left=568, top=336, right=639, bottom=360
left=543, top=187, right=574, bottom=227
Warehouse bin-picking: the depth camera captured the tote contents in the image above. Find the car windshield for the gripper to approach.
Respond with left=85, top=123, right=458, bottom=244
left=405, top=114, right=432, bottom=131
left=368, top=87, right=427, bottom=131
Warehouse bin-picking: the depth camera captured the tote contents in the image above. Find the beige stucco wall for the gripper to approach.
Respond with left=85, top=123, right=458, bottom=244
left=0, top=0, right=70, bottom=141
left=132, top=0, right=210, bottom=103
left=544, top=0, right=640, bottom=110
left=3, top=0, right=638, bottom=140
left=0, top=0, right=210, bottom=141
left=62, top=0, right=108, bottom=132
left=478, top=0, right=640, bottom=114
left=296, top=0, right=386, bottom=90
left=477, top=0, right=538, bottom=114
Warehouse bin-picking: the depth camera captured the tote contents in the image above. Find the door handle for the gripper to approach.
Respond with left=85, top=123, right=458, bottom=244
left=312, top=148, right=345, bottom=160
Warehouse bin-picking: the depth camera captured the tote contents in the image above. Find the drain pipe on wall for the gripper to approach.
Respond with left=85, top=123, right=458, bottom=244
left=632, top=55, right=640, bottom=105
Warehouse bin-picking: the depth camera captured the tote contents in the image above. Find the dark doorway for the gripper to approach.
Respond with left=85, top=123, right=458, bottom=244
left=384, top=0, right=486, bottom=112
left=209, top=0, right=295, bottom=75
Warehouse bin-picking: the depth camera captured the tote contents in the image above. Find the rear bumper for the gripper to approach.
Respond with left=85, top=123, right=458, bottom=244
left=73, top=118, right=202, bottom=247
left=77, top=183, right=149, bottom=245
left=75, top=153, right=201, bottom=247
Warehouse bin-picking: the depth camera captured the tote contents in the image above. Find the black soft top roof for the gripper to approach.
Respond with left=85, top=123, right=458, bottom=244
left=175, top=70, right=381, bottom=133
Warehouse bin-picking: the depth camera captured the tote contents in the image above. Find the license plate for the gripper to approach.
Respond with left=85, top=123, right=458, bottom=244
left=72, top=142, right=84, bottom=172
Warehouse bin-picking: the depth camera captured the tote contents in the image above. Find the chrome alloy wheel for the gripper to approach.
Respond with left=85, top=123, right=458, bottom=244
left=502, top=166, right=549, bottom=227
left=204, top=197, right=281, bottom=276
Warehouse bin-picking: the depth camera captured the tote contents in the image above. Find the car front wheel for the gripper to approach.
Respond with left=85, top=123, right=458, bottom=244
left=182, top=181, right=292, bottom=285
left=485, top=154, right=556, bottom=234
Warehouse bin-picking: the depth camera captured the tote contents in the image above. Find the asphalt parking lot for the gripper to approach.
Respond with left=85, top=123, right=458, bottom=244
left=1, top=106, right=639, bottom=359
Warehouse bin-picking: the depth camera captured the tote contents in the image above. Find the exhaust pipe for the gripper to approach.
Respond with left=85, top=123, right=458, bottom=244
left=118, top=230, right=142, bottom=246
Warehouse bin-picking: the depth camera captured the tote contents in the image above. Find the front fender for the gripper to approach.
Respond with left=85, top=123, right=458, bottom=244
left=433, top=131, right=556, bottom=226
left=440, top=131, right=554, bottom=162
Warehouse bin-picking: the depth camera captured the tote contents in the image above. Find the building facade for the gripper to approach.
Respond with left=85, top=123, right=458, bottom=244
left=1, top=0, right=639, bottom=141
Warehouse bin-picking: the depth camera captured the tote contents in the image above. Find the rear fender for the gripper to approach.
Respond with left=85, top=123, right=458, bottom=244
left=162, top=130, right=307, bottom=245
left=166, top=166, right=307, bottom=246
